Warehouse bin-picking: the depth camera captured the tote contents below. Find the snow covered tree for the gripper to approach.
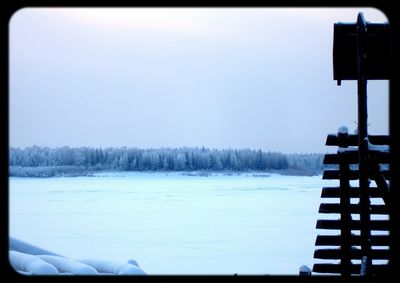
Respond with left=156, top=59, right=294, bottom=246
left=9, top=146, right=324, bottom=175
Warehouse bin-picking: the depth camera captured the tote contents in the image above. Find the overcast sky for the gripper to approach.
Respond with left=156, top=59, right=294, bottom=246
left=9, top=8, right=389, bottom=153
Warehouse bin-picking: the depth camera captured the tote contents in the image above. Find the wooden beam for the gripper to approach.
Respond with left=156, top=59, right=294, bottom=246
left=326, top=134, right=389, bottom=146
left=322, top=169, right=390, bottom=180
left=314, top=248, right=390, bottom=260
left=319, top=203, right=388, bottom=214
left=323, top=151, right=390, bottom=164
left=316, top=219, right=390, bottom=231
left=321, top=187, right=384, bottom=198
left=313, top=263, right=388, bottom=274
left=315, top=235, right=390, bottom=246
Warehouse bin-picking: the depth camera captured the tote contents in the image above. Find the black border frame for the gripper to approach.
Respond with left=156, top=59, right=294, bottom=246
left=1, top=1, right=398, bottom=283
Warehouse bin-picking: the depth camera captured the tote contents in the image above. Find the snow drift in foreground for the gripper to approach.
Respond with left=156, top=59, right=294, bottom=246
left=9, top=237, right=145, bottom=275
left=78, top=259, right=145, bottom=275
left=10, top=251, right=59, bottom=275
left=10, top=237, right=63, bottom=257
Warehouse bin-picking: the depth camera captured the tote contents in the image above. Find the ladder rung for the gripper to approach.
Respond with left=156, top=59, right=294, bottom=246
left=322, top=169, right=390, bottom=180
left=318, top=203, right=388, bottom=214
left=321, top=186, right=386, bottom=198
left=316, top=219, right=390, bottom=231
left=323, top=151, right=389, bottom=165
left=325, top=134, right=390, bottom=146
left=314, top=248, right=390, bottom=260
left=313, top=263, right=388, bottom=274
left=315, top=235, right=390, bottom=246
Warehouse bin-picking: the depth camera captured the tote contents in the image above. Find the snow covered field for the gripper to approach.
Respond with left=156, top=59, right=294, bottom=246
left=9, top=172, right=335, bottom=275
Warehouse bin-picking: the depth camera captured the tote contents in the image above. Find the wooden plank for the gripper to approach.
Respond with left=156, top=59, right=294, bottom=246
left=315, top=235, right=390, bottom=246
left=326, top=133, right=352, bottom=148
left=322, top=169, right=390, bottom=180
left=319, top=203, right=388, bottom=214
left=323, top=154, right=341, bottom=164
left=314, top=248, right=390, bottom=260
left=367, top=135, right=390, bottom=145
left=323, top=169, right=358, bottom=180
left=316, top=219, right=390, bottom=231
left=321, top=186, right=385, bottom=198
left=313, top=263, right=352, bottom=274
left=369, top=151, right=390, bottom=164
left=326, top=134, right=389, bottom=146
left=323, top=151, right=390, bottom=165
left=313, top=263, right=388, bottom=274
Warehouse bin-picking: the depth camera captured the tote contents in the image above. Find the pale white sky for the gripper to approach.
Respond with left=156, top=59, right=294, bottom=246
left=9, top=8, right=389, bottom=153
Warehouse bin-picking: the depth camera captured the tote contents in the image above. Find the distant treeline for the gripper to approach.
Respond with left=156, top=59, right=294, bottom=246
left=9, top=146, right=324, bottom=177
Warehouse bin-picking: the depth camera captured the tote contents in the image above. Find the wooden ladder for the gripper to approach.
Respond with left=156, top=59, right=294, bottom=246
left=312, top=128, right=390, bottom=276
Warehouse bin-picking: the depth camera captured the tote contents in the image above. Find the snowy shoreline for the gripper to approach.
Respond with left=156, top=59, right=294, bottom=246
left=9, top=168, right=322, bottom=179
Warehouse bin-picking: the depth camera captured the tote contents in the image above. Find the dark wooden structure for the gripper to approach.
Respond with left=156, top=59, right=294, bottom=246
left=312, top=13, right=392, bottom=276
left=313, top=129, right=390, bottom=276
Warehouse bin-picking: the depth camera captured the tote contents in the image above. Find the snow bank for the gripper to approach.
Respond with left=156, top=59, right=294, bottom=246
left=9, top=237, right=145, bottom=275
left=78, top=259, right=146, bottom=275
left=9, top=251, right=59, bottom=275
left=9, top=237, right=63, bottom=257
left=17, top=271, right=32, bottom=275
left=38, top=255, right=98, bottom=275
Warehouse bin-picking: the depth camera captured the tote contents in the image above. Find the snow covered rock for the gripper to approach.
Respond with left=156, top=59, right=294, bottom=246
left=299, top=265, right=311, bottom=276
left=78, top=259, right=146, bottom=275
left=9, top=251, right=59, bottom=275
left=37, top=255, right=98, bottom=275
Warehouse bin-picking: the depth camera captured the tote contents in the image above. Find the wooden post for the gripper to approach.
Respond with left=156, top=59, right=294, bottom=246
left=339, top=151, right=352, bottom=277
left=356, top=12, right=371, bottom=275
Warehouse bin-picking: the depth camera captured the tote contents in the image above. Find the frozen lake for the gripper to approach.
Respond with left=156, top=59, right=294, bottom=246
left=9, top=172, right=335, bottom=275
